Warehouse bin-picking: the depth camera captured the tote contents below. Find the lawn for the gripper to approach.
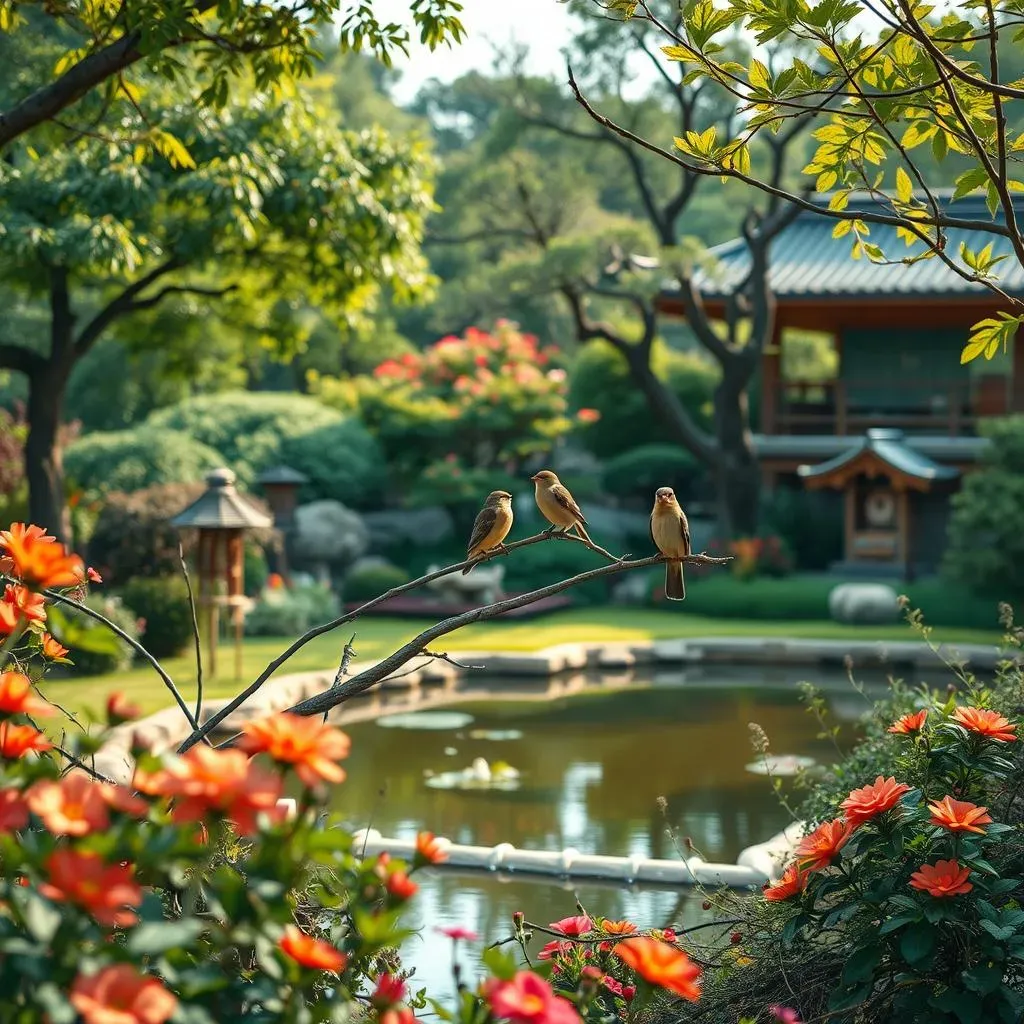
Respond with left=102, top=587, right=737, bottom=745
left=40, top=607, right=1001, bottom=723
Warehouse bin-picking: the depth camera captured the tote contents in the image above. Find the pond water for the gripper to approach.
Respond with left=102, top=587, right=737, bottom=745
left=330, top=663, right=887, bottom=996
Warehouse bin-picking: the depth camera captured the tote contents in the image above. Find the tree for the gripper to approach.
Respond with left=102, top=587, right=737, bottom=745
left=0, top=0, right=463, bottom=149
left=571, top=0, right=1024, bottom=365
left=0, top=85, right=436, bottom=538
left=422, top=9, right=808, bottom=535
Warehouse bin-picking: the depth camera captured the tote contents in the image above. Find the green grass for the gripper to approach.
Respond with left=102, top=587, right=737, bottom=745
left=41, top=606, right=1001, bottom=724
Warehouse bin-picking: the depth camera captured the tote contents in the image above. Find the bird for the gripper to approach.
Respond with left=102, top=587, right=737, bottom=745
left=531, top=470, right=592, bottom=543
left=463, top=490, right=514, bottom=574
left=650, top=486, right=690, bottom=601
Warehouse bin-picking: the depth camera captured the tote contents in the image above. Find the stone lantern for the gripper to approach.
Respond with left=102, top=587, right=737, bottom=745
left=171, top=468, right=273, bottom=681
left=256, top=465, right=308, bottom=581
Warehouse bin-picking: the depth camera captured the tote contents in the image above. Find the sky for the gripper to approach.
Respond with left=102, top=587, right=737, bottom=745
left=376, top=0, right=578, bottom=103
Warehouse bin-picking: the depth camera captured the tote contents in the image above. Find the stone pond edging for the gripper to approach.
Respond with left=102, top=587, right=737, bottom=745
left=91, top=634, right=1010, bottom=883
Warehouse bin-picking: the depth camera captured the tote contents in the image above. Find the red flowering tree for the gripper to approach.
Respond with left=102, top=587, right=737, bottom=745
left=316, top=322, right=592, bottom=489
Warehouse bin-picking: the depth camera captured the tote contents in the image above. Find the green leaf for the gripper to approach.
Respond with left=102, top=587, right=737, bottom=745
left=900, top=923, right=936, bottom=967
left=748, top=59, right=770, bottom=91
left=962, top=964, right=1005, bottom=996
left=127, top=920, right=206, bottom=956
left=895, top=166, right=913, bottom=203
left=879, top=913, right=920, bottom=935
left=482, top=946, right=518, bottom=981
left=952, top=166, right=990, bottom=200
left=18, top=891, right=62, bottom=944
left=842, top=943, right=882, bottom=984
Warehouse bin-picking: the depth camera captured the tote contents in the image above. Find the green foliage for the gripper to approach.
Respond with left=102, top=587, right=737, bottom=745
left=144, top=392, right=345, bottom=488
left=944, top=416, right=1024, bottom=600
left=344, top=563, right=411, bottom=604
left=502, top=542, right=612, bottom=606
left=87, top=483, right=203, bottom=583
left=244, top=582, right=340, bottom=637
left=120, top=576, right=195, bottom=659
left=570, top=340, right=717, bottom=459
left=48, top=594, right=140, bottom=675
left=763, top=486, right=844, bottom=572
left=279, top=418, right=387, bottom=509
left=64, top=427, right=225, bottom=494
left=601, top=444, right=699, bottom=502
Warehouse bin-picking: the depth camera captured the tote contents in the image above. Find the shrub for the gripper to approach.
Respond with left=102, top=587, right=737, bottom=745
left=279, top=417, right=386, bottom=508
left=763, top=484, right=844, bottom=572
left=344, top=563, right=410, bottom=603
left=502, top=540, right=612, bottom=605
left=120, top=576, right=195, bottom=659
left=569, top=339, right=718, bottom=459
left=64, top=427, right=225, bottom=494
left=944, top=415, right=1024, bottom=601
left=47, top=593, right=141, bottom=675
left=144, top=391, right=344, bottom=486
left=601, top=444, right=700, bottom=502
left=244, top=581, right=340, bottom=637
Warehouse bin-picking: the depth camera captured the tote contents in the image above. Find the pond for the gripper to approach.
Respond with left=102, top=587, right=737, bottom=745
left=331, top=663, right=884, bottom=996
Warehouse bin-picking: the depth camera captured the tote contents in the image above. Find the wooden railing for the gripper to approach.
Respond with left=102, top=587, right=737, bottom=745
left=769, top=376, right=1009, bottom=436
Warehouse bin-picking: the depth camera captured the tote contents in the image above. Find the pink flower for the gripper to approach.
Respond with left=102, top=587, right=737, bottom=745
left=436, top=925, right=479, bottom=941
left=87, top=567, right=103, bottom=584
left=771, top=1008, right=801, bottom=1024
left=550, top=915, right=592, bottom=936
left=484, top=972, right=581, bottom=1024
left=576, top=408, right=601, bottom=424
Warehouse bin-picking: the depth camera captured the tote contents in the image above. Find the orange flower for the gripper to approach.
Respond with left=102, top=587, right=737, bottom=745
left=107, top=692, right=143, bottom=725
left=386, top=870, right=418, bottom=901
left=100, top=783, right=149, bottom=817
left=0, top=584, right=46, bottom=629
left=888, top=710, right=928, bottom=734
left=795, top=818, right=854, bottom=872
left=415, top=830, right=447, bottom=865
left=928, top=796, right=993, bottom=835
left=40, top=632, right=69, bottom=659
left=70, top=964, right=177, bottom=1024
left=238, top=712, right=350, bottom=788
left=0, top=788, right=28, bottom=832
left=0, top=722, right=52, bottom=758
left=600, top=919, right=638, bottom=935
left=951, top=706, right=1017, bottom=743
left=279, top=925, right=347, bottom=972
left=28, top=773, right=110, bottom=836
left=156, top=746, right=283, bottom=835
left=0, top=671, right=52, bottom=717
left=909, top=859, right=973, bottom=898
left=840, top=776, right=912, bottom=827
left=39, top=849, right=142, bottom=927
left=613, top=937, right=701, bottom=1002
left=763, top=863, right=809, bottom=902
left=0, top=523, right=84, bottom=589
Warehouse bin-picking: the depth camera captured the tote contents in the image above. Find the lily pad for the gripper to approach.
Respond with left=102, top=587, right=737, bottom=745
left=377, top=712, right=475, bottom=731
left=745, top=754, right=816, bottom=777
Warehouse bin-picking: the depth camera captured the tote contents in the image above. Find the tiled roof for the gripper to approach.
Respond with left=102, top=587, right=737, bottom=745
left=754, top=433, right=988, bottom=462
left=675, top=193, right=1024, bottom=301
left=797, top=429, right=962, bottom=482
left=170, top=468, right=274, bottom=530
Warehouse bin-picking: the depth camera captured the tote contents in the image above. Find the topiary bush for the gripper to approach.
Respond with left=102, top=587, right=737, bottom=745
left=569, top=339, right=718, bottom=459
left=244, top=581, right=340, bottom=637
left=944, top=415, right=1024, bottom=601
left=64, top=427, right=225, bottom=494
left=601, top=444, right=700, bottom=503
left=120, top=576, right=195, bottom=659
left=279, top=418, right=386, bottom=508
left=144, top=391, right=346, bottom=487
left=343, top=563, right=411, bottom=603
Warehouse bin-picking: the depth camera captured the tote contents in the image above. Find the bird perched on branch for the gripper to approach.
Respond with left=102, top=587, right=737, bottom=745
left=531, top=470, right=592, bottom=543
left=650, top=486, right=690, bottom=601
left=463, top=490, right=514, bottom=574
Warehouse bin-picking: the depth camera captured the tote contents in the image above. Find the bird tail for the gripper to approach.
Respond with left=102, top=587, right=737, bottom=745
left=572, top=521, right=593, bottom=544
left=665, top=560, right=685, bottom=601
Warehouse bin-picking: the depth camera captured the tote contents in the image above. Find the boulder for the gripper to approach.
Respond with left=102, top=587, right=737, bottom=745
left=362, top=506, right=455, bottom=549
left=290, top=501, right=369, bottom=574
left=829, top=582, right=900, bottom=625
left=427, top=562, right=506, bottom=605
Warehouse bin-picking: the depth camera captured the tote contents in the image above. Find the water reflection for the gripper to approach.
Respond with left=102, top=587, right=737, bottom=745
left=332, top=665, right=881, bottom=996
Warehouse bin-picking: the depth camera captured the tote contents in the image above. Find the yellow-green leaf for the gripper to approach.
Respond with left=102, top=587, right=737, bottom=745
left=748, top=59, right=770, bottom=91
left=895, top=166, right=913, bottom=204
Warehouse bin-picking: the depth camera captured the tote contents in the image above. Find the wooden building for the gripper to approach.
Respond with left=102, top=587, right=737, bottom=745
left=658, top=193, right=1024, bottom=578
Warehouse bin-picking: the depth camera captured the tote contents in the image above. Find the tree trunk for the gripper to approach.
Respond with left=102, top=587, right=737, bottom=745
left=25, top=365, right=72, bottom=541
left=713, top=359, right=760, bottom=537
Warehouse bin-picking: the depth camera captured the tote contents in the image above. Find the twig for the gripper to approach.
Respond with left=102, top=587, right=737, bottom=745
left=24, top=713, right=113, bottom=784
left=323, top=634, right=357, bottom=725
left=179, top=542, right=204, bottom=727
left=422, top=650, right=486, bottom=671
left=176, top=530, right=635, bottom=752
left=10, top=578, right=209, bottom=744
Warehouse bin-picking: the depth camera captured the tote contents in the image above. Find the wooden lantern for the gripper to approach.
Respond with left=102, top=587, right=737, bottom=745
left=171, top=468, right=273, bottom=681
left=256, top=465, right=308, bottom=582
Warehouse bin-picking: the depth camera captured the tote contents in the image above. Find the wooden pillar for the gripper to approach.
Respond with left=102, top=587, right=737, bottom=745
left=898, top=488, right=911, bottom=582
left=843, top=485, right=856, bottom=564
left=1013, top=331, right=1024, bottom=412
left=762, top=323, right=781, bottom=434
left=227, top=530, right=244, bottom=682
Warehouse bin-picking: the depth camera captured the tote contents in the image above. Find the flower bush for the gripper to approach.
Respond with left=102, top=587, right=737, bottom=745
left=720, top=535, right=793, bottom=581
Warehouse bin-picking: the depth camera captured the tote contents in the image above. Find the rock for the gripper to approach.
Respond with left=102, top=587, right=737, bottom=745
left=829, top=582, right=900, bottom=625
left=290, top=501, right=369, bottom=572
left=362, top=506, right=454, bottom=549
left=427, top=562, right=505, bottom=605
left=611, top=570, right=656, bottom=605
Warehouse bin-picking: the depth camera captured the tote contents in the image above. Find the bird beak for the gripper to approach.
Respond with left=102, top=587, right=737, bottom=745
left=530, top=474, right=540, bottom=482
